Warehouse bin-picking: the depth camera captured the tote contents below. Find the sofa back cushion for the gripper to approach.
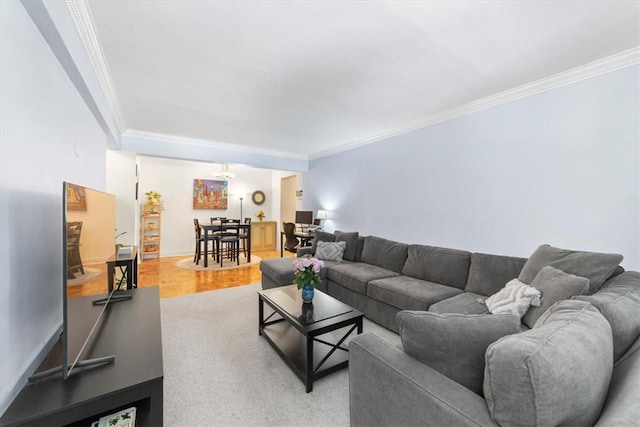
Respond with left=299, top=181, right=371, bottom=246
left=335, top=231, right=359, bottom=261
left=401, top=245, right=471, bottom=290
left=518, top=244, right=623, bottom=294
left=574, top=271, right=640, bottom=362
left=397, top=311, right=520, bottom=395
left=484, top=300, right=613, bottom=427
left=465, top=253, right=527, bottom=296
left=360, top=236, right=408, bottom=274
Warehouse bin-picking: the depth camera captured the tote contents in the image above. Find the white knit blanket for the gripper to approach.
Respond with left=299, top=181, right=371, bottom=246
left=484, top=278, right=542, bottom=318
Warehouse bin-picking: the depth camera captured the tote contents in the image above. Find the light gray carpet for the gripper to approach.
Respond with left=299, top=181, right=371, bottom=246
left=160, top=283, right=400, bottom=426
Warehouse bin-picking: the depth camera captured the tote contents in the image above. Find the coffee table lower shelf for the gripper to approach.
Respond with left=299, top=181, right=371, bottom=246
left=260, top=319, right=352, bottom=392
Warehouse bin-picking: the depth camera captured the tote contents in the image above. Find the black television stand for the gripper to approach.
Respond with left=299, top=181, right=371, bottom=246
left=0, top=287, right=163, bottom=427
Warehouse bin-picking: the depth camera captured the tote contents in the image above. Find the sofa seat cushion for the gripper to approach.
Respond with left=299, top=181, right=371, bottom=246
left=368, top=276, right=463, bottom=311
left=575, top=271, right=640, bottom=361
left=401, top=245, right=471, bottom=290
left=518, top=244, right=623, bottom=294
left=397, top=311, right=520, bottom=395
left=484, top=300, right=613, bottom=427
left=464, top=252, right=527, bottom=296
left=429, top=292, right=491, bottom=315
left=360, top=236, right=408, bottom=274
left=327, top=262, right=399, bottom=295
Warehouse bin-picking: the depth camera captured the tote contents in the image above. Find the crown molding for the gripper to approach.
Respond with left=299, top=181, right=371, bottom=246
left=122, top=129, right=310, bottom=161
left=310, top=48, right=640, bottom=160
left=65, top=0, right=125, bottom=132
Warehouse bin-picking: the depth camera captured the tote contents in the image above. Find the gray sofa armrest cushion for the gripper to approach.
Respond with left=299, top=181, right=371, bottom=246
left=484, top=300, right=613, bottom=427
left=465, top=253, right=527, bottom=296
left=360, top=236, right=408, bottom=273
left=574, top=271, right=640, bottom=361
left=349, top=333, right=497, bottom=427
left=402, top=244, right=472, bottom=290
left=518, top=244, right=623, bottom=294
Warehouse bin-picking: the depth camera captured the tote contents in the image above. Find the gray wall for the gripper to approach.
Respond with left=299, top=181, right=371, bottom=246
left=306, top=65, right=639, bottom=270
left=0, top=1, right=108, bottom=414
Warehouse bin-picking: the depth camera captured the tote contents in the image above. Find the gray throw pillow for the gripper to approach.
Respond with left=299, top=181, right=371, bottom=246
left=335, top=231, right=359, bottom=261
left=310, top=231, right=336, bottom=254
left=396, top=311, right=520, bottom=395
left=484, top=300, right=613, bottom=427
left=522, top=266, right=589, bottom=328
left=315, top=241, right=346, bottom=262
left=518, top=244, right=623, bottom=294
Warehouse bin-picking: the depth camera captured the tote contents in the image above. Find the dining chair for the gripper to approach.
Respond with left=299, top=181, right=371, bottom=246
left=219, top=219, right=241, bottom=266
left=66, top=221, right=84, bottom=278
left=239, top=217, right=251, bottom=257
left=193, top=218, right=215, bottom=265
left=282, top=222, right=299, bottom=253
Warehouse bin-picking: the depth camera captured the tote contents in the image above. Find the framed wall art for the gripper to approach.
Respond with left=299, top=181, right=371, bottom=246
left=193, top=179, right=228, bottom=210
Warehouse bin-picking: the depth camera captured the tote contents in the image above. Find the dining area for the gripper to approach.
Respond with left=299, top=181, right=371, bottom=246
left=192, top=218, right=252, bottom=268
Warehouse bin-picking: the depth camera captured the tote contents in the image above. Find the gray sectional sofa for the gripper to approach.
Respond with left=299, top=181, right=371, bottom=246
left=259, top=232, right=640, bottom=426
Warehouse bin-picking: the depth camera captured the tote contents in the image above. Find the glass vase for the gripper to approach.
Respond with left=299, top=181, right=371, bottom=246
left=301, top=284, right=314, bottom=303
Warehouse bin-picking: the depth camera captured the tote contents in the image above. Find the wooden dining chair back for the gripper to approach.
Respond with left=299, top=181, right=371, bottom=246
left=283, top=222, right=299, bottom=253
left=219, top=219, right=241, bottom=266
left=66, top=221, right=84, bottom=278
left=239, top=217, right=251, bottom=257
left=193, top=218, right=215, bottom=265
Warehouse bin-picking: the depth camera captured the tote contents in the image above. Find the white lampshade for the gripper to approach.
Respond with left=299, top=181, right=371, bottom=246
left=316, top=210, right=329, bottom=219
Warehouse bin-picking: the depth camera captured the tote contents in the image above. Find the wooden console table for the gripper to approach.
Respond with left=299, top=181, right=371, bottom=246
left=106, top=246, right=138, bottom=291
left=0, top=287, right=163, bottom=427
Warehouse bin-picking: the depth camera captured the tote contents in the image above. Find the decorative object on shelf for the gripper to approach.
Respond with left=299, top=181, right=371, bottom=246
left=193, top=179, right=228, bottom=209
left=145, top=191, right=161, bottom=207
left=292, top=255, right=324, bottom=303
left=252, top=190, right=265, bottom=205
left=256, top=210, right=265, bottom=221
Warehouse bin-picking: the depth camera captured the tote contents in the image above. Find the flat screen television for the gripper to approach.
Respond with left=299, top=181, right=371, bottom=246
left=29, top=182, right=129, bottom=381
left=295, top=210, right=313, bottom=227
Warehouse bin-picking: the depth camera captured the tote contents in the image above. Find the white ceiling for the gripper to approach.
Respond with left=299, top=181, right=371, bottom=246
left=85, top=0, right=640, bottom=158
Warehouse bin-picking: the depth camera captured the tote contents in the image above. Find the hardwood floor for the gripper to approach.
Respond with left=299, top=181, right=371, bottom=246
left=67, top=250, right=295, bottom=299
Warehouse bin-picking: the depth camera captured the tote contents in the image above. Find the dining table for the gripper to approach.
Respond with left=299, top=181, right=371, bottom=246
left=200, top=222, right=252, bottom=267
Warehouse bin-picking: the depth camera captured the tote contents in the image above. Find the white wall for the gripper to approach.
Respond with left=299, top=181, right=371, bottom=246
left=106, top=150, right=138, bottom=247
left=137, top=157, right=280, bottom=256
left=0, top=1, right=108, bottom=414
left=306, top=65, right=640, bottom=270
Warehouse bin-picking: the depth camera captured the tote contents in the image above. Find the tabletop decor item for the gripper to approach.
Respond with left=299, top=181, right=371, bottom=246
left=256, top=210, right=265, bottom=221
left=292, top=255, right=324, bottom=303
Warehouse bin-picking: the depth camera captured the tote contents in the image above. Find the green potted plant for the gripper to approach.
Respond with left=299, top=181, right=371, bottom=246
left=145, top=191, right=162, bottom=212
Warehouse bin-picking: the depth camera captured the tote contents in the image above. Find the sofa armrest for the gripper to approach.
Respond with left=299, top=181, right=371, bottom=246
left=349, top=333, right=496, bottom=427
left=297, top=246, right=314, bottom=257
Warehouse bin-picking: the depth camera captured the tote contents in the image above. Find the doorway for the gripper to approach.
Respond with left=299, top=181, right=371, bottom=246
left=280, top=175, right=297, bottom=225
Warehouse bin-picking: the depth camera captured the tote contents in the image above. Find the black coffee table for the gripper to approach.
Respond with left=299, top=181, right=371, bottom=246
left=258, top=285, right=364, bottom=392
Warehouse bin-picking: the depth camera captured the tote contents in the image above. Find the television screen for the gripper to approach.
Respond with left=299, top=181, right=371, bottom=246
left=63, top=182, right=116, bottom=379
left=295, top=210, right=313, bottom=226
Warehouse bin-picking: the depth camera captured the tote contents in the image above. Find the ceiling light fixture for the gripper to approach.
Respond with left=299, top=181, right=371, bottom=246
left=212, top=164, right=235, bottom=180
